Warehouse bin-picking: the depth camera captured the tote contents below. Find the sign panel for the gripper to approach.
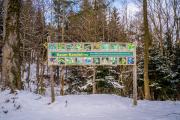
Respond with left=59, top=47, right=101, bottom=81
left=48, top=42, right=136, bottom=66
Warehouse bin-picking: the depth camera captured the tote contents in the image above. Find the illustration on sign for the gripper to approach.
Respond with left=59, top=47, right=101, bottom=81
left=119, top=44, right=126, bottom=50
left=127, top=57, right=135, bottom=64
left=57, top=43, right=65, bottom=50
left=101, top=43, right=109, bottom=50
left=119, top=57, right=127, bottom=65
left=127, top=43, right=135, bottom=51
left=84, top=44, right=91, bottom=51
left=93, top=58, right=100, bottom=64
left=66, top=58, right=74, bottom=64
left=84, top=57, right=92, bottom=64
left=110, top=57, right=118, bottom=65
left=102, top=57, right=109, bottom=64
left=66, top=43, right=73, bottom=51
left=93, top=43, right=101, bottom=50
left=75, top=43, right=83, bottom=50
left=58, top=58, right=65, bottom=64
left=111, top=44, right=119, bottom=50
left=75, top=58, right=83, bottom=64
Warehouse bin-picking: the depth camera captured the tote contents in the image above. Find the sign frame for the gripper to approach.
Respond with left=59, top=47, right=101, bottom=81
left=48, top=42, right=136, bottom=66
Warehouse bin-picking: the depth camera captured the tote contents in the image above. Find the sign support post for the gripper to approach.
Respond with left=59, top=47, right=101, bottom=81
left=133, top=41, right=137, bottom=106
left=50, top=66, right=55, bottom=102
left=133, top=64, right=137, bottom=105
left=92, top=66, right=96, bottom=94
left=60, top=66, right=64, bottom=96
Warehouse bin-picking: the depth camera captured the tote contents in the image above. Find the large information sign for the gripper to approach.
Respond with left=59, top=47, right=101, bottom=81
left=48, top=42, right=136, bottom=66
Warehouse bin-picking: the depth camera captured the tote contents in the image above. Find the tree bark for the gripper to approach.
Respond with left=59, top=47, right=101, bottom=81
left=36, top=53, right=40, bottom=93
left=157, top=0, right=163, bottom=55
left=26, top=58, right=31, bottom=91
left=2, top=0, right=22, bottom=92
left=143, top=0, right=151, bottom=100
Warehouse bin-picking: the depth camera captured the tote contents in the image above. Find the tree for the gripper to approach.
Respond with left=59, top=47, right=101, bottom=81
left=2, top=0, right=22, bottom=92
left=0, top=0, right=3, bottom=87
left=0, top=0, right=3, bottom=44
left=20, top=0, right=35, bottom=91
left=143, top=0, right=151, bottom=100
left=108, top=7, right=127, bottom=42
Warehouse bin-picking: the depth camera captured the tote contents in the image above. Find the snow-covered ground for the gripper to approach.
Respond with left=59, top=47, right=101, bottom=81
left=0, top=90, right=180, bottom=120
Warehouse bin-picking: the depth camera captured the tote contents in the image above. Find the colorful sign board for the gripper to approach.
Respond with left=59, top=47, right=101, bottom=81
left=48, top=42, right=136, bottom=66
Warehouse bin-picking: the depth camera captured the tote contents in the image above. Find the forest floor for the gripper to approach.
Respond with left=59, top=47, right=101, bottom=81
left=0, top=90, right=180, bottom=120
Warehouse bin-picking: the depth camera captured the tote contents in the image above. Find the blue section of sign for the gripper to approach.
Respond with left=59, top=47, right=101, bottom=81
left=127, top=57, right=135, bottom=64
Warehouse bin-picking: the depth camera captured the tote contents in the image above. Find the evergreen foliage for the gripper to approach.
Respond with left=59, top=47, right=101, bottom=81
left=138, top=43, right=179, bottom=100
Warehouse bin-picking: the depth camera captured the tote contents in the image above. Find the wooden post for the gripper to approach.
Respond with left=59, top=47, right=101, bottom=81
left=92, top=66, right=96, bottom=94
left=133, top=65, right=137, bottom=106
left=50, top=66, right=55, bottom=103
left=60, top=66, right=64, bottom=96
left=132, top=41, right=138, bottom=106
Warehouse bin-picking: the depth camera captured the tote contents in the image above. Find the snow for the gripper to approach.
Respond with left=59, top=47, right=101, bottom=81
left=111, top=81, right=124, bottom=89
left=23, top=63, right=37, bottom=92
left=0, top=90, right=180, bottom=120
left=80, top=80, right=92, bottom=90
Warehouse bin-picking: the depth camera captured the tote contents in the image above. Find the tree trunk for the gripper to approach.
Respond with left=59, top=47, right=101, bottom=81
left=143, top=0, right=151, bottom=100
left=39, top=63, right=45, bottom=95
left=157, top=0, right=163, bottom=55
left=36, top=54, right=40, bottom=93
left=2, top=0, right=22, bottom=92
left=26, top=59, right=31, bottom=91
left=56, top=66, right=60, bottom=85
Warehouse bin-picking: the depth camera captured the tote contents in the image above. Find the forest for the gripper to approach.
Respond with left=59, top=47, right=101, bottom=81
left=0, top=0, right=180, bottom=100
left=0, top=0, right=180, bottom=119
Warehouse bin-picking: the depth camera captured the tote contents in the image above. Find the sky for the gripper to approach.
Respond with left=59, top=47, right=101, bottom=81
left=44, top=0, right=140, bottom=24
left=112, top=0, right=140, bottom=15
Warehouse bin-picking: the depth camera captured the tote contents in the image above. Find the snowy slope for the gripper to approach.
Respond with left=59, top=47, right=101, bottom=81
left=0, top=90, right=180, bottom=120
